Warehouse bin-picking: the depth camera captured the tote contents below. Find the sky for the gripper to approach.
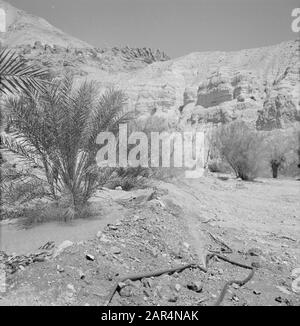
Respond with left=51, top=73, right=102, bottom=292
left=8, top=0, right=300, bottom=58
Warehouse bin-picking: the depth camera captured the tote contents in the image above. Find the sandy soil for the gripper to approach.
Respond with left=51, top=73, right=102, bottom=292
left=0, top=175, right=299, bottom=306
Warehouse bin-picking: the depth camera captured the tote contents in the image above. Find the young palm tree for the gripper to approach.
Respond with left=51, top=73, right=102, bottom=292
left=2, top=74, right=132, bottom=219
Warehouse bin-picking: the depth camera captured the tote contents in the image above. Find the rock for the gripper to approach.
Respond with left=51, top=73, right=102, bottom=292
left=99, top=234, right=111, bottom=243
left=154, top=285, right=163, bottom=298
left=67, top=284, right=75, bottom=292
left=142, top=278, right=153, bottom=288
left=56, top=265, right=64, bottom=273
left=276, top=286, right=292, bottom=295
left=85, top=254, right=95, bottom=261
left=197, top=73, right=233, bottom=108
left=253, top=289, right=261, bottom=295
left=182, top=242, right=190, bottom=250
left=119, top=286, right=133, bottom=297
left=187, top=281, right=203, bottom=292
left=174, top=284, right=181, bottom=292
left=108, top=225, right=118, bottom=230
left=167, top=293, right=178, bottom=303
left=232, top=283, right=240, bottom=289
left=143, top=289, right=151, bottom=297
left=96, top=231, right=102, bottom=238
left=111, top=247, right=121, bottom=254
left=118, top=282, right=127, bottom=289
left=53, top=240, right=73, bottom=258
left=231, top=294, right=239, bottom=302
left=256, top=94, right=298, bottom=130
left=247, top=248, right=263, bottom=257
left=275, top=296, right=290, bottom=305
left=44, top=44, right=53, bottom=53
left=115, top=186, right=122, bottom=190
left=237, top=94, right=245, bottom=102
left=151, top=248, right=159, bottom=258
left=251, top=261, right=261, bottom=268
left=78, top=269, right=85, bottom=279
left=53, top=44, right=65, bottom=53
left=33, top=41, right=43, bottom=50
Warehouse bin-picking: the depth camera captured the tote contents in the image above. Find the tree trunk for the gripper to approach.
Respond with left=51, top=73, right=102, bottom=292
left=271, top=163, right=279, bottom=178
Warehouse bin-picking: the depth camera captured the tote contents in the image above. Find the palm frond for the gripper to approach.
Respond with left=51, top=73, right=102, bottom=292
left=0, top=48, right=49, bottom=95
left=1, top=134, right=43, bottom=168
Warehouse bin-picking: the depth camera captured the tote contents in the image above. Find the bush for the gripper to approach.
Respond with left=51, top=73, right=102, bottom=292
left=214, top=121, right=264, bottom=180
left=207, top=160, right=230, bottom=173
left=264, top=129, right=293, bottom=178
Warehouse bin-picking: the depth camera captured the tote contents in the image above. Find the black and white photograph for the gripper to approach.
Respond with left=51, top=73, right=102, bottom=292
left=0, top=0, right=299, bottom=310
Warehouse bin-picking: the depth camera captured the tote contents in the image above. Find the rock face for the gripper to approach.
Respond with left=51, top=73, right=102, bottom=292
left=1, top=0, right=299, bottom=132
left=196, top=73, right=234, bottom=108
left=256, top=93, right=300, bottom=130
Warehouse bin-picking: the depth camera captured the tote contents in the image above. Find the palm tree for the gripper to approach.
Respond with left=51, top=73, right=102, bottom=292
left=2, top=74, right=132, bottom=219
left=0, top=48, right=48, bottom=95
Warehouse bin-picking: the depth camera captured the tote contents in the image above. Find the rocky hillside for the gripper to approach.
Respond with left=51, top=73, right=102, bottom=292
left=0, top=0, right=299, bottom=131
left=0, top=0, right=91, bottom=48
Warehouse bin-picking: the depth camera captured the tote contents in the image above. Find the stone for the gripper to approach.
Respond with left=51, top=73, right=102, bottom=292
left=85, top=254, right=95, bottom=261
left=67, top=284, right=75, bottom=292
left=247, top=248, right=263, bottom=257
left=167, top=293, right=178, bottom=303
left=151, top=248, right=159, bottom=258
left=33, top=41, right=43, bottom=50
left=108, top=225, right=118, bottom=230
left=232, top=294, right=239, bottom=302
left=174, top=284, right=181, bottom=292
left=182, top=242, right=190, bottom=250
left=119, top=286, right=133, bottom=297
left=56, top=265, right=64, bottom=273
left=276, top=286, right=292, bottom=295
left=99, top=234, right=111, bottom=243
left=53, top=240, right=73, bottom=258
left=187, top=281, right=203, bottom=292
left=232, top=283, right=240, bottom=289
left=111, top=247, right=121, bottom=254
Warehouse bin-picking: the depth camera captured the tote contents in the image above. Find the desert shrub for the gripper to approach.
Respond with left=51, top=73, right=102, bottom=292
left=261, top=127, right=300, bottom=178
left=214, top=121, right=265, bottom=181
left=264, top=129, right=293, bottom=178
left=2, top=74, right=132, bottom=219
left=208, top=159, right=229, bottom=173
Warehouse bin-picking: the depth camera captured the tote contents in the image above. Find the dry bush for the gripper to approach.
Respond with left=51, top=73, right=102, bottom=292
left=207, top=159, right=230, bottom=174
left=214, top=121, right=265, bottom=181
left=263, top=128, right=298, bottom=178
